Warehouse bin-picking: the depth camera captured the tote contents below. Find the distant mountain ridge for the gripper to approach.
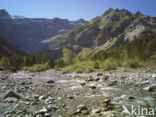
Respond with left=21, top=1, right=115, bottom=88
left=41, top=8, right=156, bottom=58
left=0, top=9, right=86, bottom=53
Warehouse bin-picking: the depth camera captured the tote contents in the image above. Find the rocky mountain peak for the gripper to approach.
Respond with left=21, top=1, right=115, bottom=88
left=0, top=9, right=9, bottom=17
left=134, top=11, right=143, bottom=17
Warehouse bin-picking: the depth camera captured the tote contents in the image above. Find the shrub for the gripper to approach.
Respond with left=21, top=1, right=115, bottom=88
left=122, top=57, right=141, bottom=68
left=100, top=57, right=119, bottom=70
left=22, top=63, right=50, bottom=72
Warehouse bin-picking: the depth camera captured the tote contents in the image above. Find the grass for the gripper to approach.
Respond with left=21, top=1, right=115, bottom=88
left=22, top=63, right=50, bottom=72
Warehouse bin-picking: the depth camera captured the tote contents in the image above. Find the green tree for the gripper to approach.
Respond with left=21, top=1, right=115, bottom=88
left=40, top=53, right=54, bottom=68
left=62, top=48, right=73, bottom=65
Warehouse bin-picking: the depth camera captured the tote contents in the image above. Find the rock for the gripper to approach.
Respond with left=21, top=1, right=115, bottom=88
left=20, top=81, right=26, bottom=85
left=86, top=78, right=94, bottom=82
left=67, top=95, right=74, bottom=100
left=121, top=94, right=127, bottom=99
left=4, top=109, right=16, bottom=115
left=81, top=110, right=89, bottom=115
left=94, top=77, right=100, bottom=81
left=45, top=113, right=51, bottom=117
left=143, top=85, right=156, bottom=92
left=47, top=80, right=55, bottom=84
left=36, top=107, right=48, bottom=115
left=33, top=94, right=39, bottom=99
left=151, top=74, right=156, bottom=78
left=45, top=97, right=55, bottom=104
left=3, top=91, right=20, bottom=99
left=92, top=108, right=101, bottom=114
left=45, top=84, right=55, bottom=87
left=80, top=82, right=86, bottom=86
left=107, top=81, right=117, bottom=86
left=24, top=96, right=31, bottom=101
left=103, top=75, right=109, bottom=80
left=47, top=105, right=54, bottom=111
left=103, top=99, right=111, bottom=104
left=89, top=85, right=96, bottom=89
left=31, top=100, right=38, bottom=105
left=47, top=105, right=59, bottom=111
left=4, top=97, right=18, bottom=103
left=39, top=95, right=46, bottom=100
left=128, top=96, right=136, bottom=101
left=77, top=104, right=88, bottom=111
left=36, top=114, right=43, bottom=117
left=97, top=73, right=103, bottom=76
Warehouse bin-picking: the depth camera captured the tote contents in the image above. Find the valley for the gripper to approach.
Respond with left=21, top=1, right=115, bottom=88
left=0, top=4, right=156, bottom=117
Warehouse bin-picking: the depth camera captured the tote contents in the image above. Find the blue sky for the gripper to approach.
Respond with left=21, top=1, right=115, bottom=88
left=0, top=0, right=156, bottom=21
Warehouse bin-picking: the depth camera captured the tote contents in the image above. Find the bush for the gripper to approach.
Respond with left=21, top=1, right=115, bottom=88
left=62, top=60, right=99, bottom=73
left=122, top=57, right=141, bottom=68
left=22, top=63, right=50, bottom=72
left=99, top=57, right=119, bottom=70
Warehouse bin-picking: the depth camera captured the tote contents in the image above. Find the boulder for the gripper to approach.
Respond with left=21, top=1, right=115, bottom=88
left=47, top=80, right=55, bottom=84
left=3, top=91, right=20, bottom=99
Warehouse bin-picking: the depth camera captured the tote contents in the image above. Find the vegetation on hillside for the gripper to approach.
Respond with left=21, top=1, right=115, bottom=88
left=0, top=33, right=156, bottom=73
left=61, top=34, right=156, bottom=73
left=0, top=53, right=54, bottom=72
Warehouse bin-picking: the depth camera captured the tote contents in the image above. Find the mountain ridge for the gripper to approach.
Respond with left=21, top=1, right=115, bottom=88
left=41, top=8, right=156, bottom=58
left=0, top=9, right=86, bottom=53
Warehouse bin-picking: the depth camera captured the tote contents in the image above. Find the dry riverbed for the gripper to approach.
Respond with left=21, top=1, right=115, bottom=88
left=0, top=68, right=156, bottom=117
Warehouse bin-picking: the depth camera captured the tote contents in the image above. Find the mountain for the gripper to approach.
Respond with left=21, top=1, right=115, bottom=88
left=41, top=8, right=156, bottom=58
left=0, top=34, right=24, bottom=57
left=0, top=9, right=86, bottom=53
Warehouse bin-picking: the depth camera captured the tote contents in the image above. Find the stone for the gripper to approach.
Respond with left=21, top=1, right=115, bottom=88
left=92, top=108, right=101, bottom=114
left=36, top=107, right=48, bottom=115
left=31, top=100, right=38, bottom=105
left=86, top=78, right=94, bottom=82
left=45, top=97, right=55, bottom=104
left=45, top=113, right=51, bottom=117
left=103, top=75, right=109, bottom=80
left=142, top=85, right=156, bottom=92
left=94, top=77, right=100, bottom=81
left=107, top=81, right=117, bottom=86
left=47, top=105, right=59, bottom=111
left=128, top=96, right=136, bottom=101
left=3, top=91, right=20, bottom=99
left=47, top=80, right=55, bottom=84
left=20, top=82, right=26, bottom=85
left=103, top=99, right=111, bottom=104
left=4, top=97, right=18, bottom=103
left=81, top=110, right=89, bottom=115
left=121, top=94, right=127, bottom=99
left=80, top=82, right=86, bottom=86
left=89, top=85, right=96, bottom=89
left=97, top=73, right=103, bottom=76
left=33, top=94, right=39, bottom=99
left=77, top=104, right=88, bottom=111
left=39, top=95, right=46, bottom=100
left=36, top=114, right=43, bottom=117
left=67, top=95, right=74, bottom=100
left=24, top=97, right=31, bottom=101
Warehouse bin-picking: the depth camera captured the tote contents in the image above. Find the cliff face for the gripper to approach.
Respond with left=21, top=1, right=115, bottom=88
left=0, top=9, right=86, bottom=53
